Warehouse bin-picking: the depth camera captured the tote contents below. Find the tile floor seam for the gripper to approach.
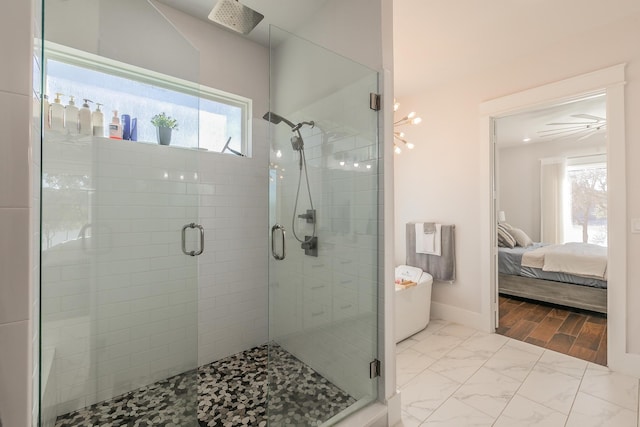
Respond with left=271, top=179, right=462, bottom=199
left=579, top=388, right=638, bottom=413
left=486, top=341, right=547, bottom=426
left=409, top=328, right=493, bottom=424
left=420, top=375, right=472, bottom=425
left=454, top=339, right=513, bottom=421
left=426, top=334, right=534, bottom=424
left=561, top=363, right=587, bottom=427
left=637, top=378, right=640, bottom=427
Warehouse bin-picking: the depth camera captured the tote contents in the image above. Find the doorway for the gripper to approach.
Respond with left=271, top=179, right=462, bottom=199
left=479, top=64, right=627, bottom=373
left=492, top=94, right=608, bottom=364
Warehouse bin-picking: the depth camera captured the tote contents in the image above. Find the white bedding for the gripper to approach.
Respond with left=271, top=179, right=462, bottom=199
left=521, top=242, right=607, bottom=280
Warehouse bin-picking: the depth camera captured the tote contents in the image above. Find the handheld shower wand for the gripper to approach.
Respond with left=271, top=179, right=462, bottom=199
left=264, top=111, right=317, bottom=254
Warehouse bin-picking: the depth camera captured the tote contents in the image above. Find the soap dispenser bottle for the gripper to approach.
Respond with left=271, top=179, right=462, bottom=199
left=79, top=99, right=93, bottom=135
left=50, top=93, right=65, bottom=131
left=109, top=110, right=122, bottom=139
left=65, top=95, right=79, bottom=134
left=92, top=103, right=105, bottom=137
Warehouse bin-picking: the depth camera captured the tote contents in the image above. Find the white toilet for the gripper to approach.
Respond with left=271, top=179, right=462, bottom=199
left=395, top=265, right=434, bottom=343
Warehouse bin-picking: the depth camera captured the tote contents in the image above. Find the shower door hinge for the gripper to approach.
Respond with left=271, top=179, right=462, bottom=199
left=370, top=93, right=381, bottom=111
left=369, top=359, right=381, bottom=378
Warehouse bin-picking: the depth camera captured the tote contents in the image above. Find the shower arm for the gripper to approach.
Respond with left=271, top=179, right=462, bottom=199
left=292, top=121, right=315, bottom=132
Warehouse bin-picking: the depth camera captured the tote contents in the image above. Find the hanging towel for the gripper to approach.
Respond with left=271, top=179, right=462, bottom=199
left=415, top=222, right=442, bottom=256
left=407, top=222, right=456, bottom=282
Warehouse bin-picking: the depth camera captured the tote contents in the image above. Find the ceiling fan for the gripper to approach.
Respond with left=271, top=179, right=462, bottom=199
left=538, top=113, right=607, bottom=141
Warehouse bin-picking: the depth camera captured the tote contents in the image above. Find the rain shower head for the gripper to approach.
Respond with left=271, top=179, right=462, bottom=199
left=208, top=0, right=264, bottom=35
left=263, top=112, right=297, bottom=129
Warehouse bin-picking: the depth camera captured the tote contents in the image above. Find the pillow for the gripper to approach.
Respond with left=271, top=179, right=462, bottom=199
left=510, top=227, right=533, bottom=247
left=497, top=224, right=516, bottom=248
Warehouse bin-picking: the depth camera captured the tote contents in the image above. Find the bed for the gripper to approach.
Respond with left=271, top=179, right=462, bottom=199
left=498, top=242, right=607, bottom=314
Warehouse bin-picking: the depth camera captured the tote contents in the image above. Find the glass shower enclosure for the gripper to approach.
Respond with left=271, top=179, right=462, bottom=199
left=267, top=27, right=381, bottom=423
left=38, top=2, right=381, bottom=426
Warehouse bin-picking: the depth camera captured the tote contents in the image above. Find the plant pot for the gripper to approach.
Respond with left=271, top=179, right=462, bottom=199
left=156, top=127, right=172, bottom=145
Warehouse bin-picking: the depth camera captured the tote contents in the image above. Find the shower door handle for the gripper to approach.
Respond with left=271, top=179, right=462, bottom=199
left=182, top=223, right=204, bottom=256
left=271, top=224, right=286, bottom=260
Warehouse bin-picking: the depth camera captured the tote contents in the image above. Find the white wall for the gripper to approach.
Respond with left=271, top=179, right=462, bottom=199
left=296, top=0, right=385, bottom=72
left=45, top=0, right=199, bottom=83
left=394, top=12, right=640, bottom=338
left=498, top=137, right=606, bottom=241
left=0, top=0, right=36, bottom=426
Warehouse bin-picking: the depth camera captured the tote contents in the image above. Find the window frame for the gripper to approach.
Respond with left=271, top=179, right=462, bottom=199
left=43, top=41, right=252, bottom=156
left=564, top=154, right=608, bottom=245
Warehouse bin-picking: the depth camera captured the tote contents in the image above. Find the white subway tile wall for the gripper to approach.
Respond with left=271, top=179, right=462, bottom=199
left=41, top=128, right=269, bottom=416
left=196, top=122, right=269, bottom=365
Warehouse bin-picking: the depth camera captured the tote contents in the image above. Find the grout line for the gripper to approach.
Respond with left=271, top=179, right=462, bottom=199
left=562, top=360, right=590, bottom=427
left=489, top=336, right=545, bottom=425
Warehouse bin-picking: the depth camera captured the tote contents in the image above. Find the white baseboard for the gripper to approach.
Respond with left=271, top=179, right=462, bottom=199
left=333, top=401, right=388, bottom=427
left=430, top=301, right=489, bottom=332
left=386, top=390, right=402, bottom=426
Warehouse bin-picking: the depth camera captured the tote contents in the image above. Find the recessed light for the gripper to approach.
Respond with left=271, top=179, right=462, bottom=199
left=523, top=137, right=531, bottom=142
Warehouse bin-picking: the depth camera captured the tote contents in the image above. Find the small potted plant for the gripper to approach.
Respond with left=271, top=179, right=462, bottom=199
left=151, top=112, right=178, bottom=145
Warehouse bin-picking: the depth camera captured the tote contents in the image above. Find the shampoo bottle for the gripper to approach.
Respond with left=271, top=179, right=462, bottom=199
left=109, top=110, right=122, bottom=139
left=65, top=95, right=79, bottom=134
left=50, top=93, right=65, bottom=131
left=92, top=103, right=105, bottom=137
left=121, top=114, right=131, bottom=140
left=79, top=99, right=93, bottom=135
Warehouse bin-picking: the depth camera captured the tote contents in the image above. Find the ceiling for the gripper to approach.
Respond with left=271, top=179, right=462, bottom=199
left=393, top=0, right=640, bottom=149
left=496, top=94, right=607, bottom=147
left=393, top=0, right=640, bottom=97
left=155, top=0, right=328, bottom=46
left=156, top=0, right=634, bottom=146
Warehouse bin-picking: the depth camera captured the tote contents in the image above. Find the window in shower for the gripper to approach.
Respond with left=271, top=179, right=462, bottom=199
left=44, top=43, right=251, bottom=156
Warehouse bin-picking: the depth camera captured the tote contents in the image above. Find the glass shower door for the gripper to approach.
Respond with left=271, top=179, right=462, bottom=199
left=40, top=1, right=201, bottom=425
left=267, top=26, right=380, bottom=425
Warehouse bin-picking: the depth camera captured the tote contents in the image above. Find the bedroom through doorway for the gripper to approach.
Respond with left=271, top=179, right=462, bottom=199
left=493, top=93, right=608, bottom=365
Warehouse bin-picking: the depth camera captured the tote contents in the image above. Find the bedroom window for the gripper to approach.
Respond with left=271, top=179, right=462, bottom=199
left=564, top=155, right=607, bottom=246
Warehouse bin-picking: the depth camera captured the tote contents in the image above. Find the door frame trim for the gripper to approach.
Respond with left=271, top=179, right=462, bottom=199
left=478, top=64, right=639, bottom=376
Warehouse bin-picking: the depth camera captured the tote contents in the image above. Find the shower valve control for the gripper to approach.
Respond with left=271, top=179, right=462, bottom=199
left=301, top=236, right=318, bottom=257
left=298, top=209, right=316, bottom=224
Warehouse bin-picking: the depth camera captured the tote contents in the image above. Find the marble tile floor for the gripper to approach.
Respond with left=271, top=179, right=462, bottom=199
left=396, top=320, right=640, bottom=427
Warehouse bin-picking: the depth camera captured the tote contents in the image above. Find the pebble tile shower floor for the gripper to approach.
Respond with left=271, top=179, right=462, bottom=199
left=54, top=344, right=355, bottom=426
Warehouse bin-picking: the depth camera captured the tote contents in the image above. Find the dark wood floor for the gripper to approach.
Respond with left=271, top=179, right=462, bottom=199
left=497, top=295, right=607, bottom=365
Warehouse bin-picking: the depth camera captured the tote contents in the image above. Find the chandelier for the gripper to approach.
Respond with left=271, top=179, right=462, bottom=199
left=393, top=100, right=421, bottom=154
